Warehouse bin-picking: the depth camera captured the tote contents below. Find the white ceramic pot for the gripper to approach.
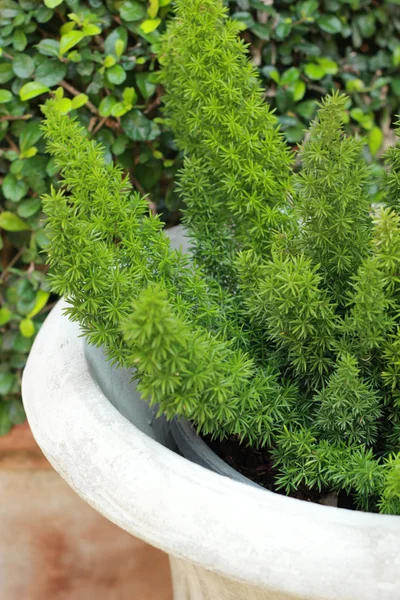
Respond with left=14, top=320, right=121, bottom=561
left=22, top=229, right=400, bottom=600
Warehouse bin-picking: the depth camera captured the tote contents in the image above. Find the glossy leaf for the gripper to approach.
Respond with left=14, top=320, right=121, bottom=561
left=2, top=174, right=29, bottom=203
left=293, top=80, right=306, bottom=102
left=368, top=126, right=383, bottom=155
left=35, top=59, right=67, bottom=87
left=304, top=63, right=325, bottom=80
left=148, top=0, right=159, bottom=18
left=36, top=39, right=60, bottom=57
left=27, top=290, right=51, bottom=319
left=120, top=1, right=147, bottom=21
left=121, top=110, right=160, bottom=141
left=0, top=308, right=12, bottom=326
left=317, top=15, right=342, bottom=34
left=99, top=95, right=117, bottom=117
left=20, top=81, right=50, bottom=101
left=59, top=31, right=86, bottom=55
left=0, top=211, right=30, bottom=231
left=19, top=318, right=35, bottom=338
left=71, top=93, right=88, bottom=109
left=12, top=54, right=35, bottom=79
left=0, top=90, right=12, bottom=103
left=44, top=0, right=63, bottom=6
left=140, top=18, right=161, bottom=33
left=106, top=64, right=127, bottom=85
left=19, top=122, right=42, bottom=152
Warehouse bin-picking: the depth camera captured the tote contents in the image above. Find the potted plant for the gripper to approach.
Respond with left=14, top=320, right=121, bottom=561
left=23, top=0, right=400, bottom=598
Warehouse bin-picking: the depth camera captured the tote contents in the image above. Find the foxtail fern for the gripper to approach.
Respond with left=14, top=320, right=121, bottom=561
left=40, top=0, right=400, bottom=514
left=159, top=0, right=293, bottom=284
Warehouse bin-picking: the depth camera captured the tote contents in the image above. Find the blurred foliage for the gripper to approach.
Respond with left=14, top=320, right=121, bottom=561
left=0, top=0, right=178, bottom=434
left=1, top=0, right=400, bottom=433
left=229, top=0, right=400, bottom=150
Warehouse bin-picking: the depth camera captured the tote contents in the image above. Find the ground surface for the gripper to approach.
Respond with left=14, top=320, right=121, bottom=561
left=0, top=423, right=172, bottom=600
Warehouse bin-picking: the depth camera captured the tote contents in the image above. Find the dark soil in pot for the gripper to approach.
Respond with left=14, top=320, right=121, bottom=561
left=204, top=433, right=356, bottom=510
left=171, top=417, right=355, bottom=510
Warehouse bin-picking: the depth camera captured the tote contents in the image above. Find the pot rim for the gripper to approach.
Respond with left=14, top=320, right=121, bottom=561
left=22, top=300, right=400, bottom=600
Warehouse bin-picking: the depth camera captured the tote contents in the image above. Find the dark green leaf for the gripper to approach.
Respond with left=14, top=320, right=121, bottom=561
left=35, top=5, right=53, bottom=23
left=297, top=1, right=319, bottom=17
left=135, top=159, right=162, bottom=189
left=355, top=14, right=376, bottom=38
left=104, top=27, right=128, bottom=57
left=35, top=60, right=67, bottom=87
left=0, top=373, right=15, bottom=396
left=0, top=63, right=14, bottom=84
left=391, top=77, right=400, bottom=96
left=280, top=67, right=299, bottom=86
left=275, top=88, right=292, bottom=113
left=19, top=121, right=42, bottom=152
left=250, top=23, right=271, bottom=41
left=275, top=20, right=292, bottom=40
left=285, top=123, right=305, bottom=143
left=76, top=61, right=94, bottom=76
left=35, top=230, right=50, bottom=249
left=111, top=134, right=129, bottom=156
left=1, top=0, right=20, bottom=18
left=18, top=198, right=41, bottom=218
left=2, top=174, right=29, bottom=202
left=136, top=72, right=157, bottom=99
left=232, top=12, right=255, bottom=28
left=13, top=29, right=28, bottom=52
left=317, top=15, right=342, bottom=34
left=296, top=100, right=317, bottom=120
left=20, top=156, right=48, bottom=178
left=13, top=333, right=33, bottom=353
left=99, top=95, right=117, bottom=117
left=12, top=54, right=35, bottom=79
left=261, top=66, right=280, bottom=83
left=120, top=0, right=147, bottom=21
left=121, top=110, right=161, bottom=141
left=36, top=39, right=60, bottom=57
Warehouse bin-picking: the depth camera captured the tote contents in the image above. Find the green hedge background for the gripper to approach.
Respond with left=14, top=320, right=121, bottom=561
left=0, top=0, right=399, bottom=434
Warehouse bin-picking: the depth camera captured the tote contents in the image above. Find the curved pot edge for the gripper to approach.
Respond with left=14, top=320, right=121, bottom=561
left=170, top=418, right=261, bottom=488
left=22, top=300, right=400, bottom=600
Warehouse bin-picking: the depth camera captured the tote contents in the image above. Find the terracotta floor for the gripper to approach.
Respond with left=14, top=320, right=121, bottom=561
left=0, top=424, right=173, bottom=600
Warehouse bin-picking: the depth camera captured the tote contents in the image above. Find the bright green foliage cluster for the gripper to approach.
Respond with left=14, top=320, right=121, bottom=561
left=294, top=94, right=371, bottom=305
left=42, top=0, right=400, bottom=514
left=41, top=100, right=223, bottom=365
left=121, top=285, right=300, bottom=444
left=41, top=100, right=302, bottom=450
left=159, top=0, right=293, bottom=282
